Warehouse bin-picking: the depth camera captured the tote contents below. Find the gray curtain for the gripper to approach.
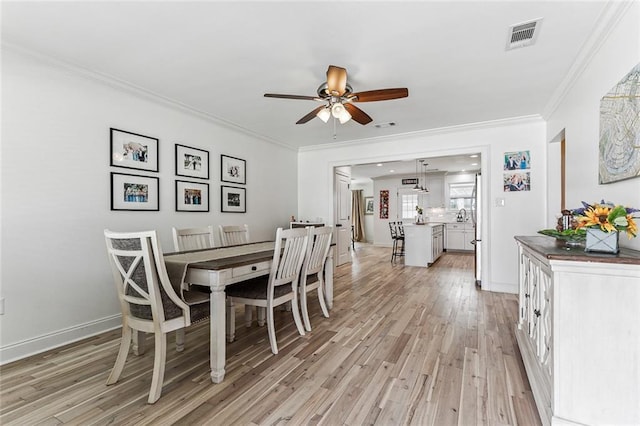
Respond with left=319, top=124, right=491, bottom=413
left=351, top=189, right=366, bottom=242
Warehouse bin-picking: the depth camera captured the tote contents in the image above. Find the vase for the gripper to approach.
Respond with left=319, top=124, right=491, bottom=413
left=584, top=228, right=619, bottom=254
left=416, top=214, right=424, bottom=224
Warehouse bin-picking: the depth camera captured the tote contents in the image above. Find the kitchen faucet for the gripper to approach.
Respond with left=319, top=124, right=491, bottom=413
left=457, top=208, right=467, bottom=222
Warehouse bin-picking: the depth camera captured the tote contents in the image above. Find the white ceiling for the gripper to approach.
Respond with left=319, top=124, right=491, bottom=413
left=350, top=154, right=482, bottom=183
left=2, top=1, right=611, bottom=155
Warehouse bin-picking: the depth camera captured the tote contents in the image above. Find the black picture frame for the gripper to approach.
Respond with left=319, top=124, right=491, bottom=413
left=221, top=154, right=246, bottom=185
left=175, top=144, right=209, bottom=180
left=111, top=172, right=159, bottom=211
left=175, top=180, right=209, bottom=212
left=221, top=185, right=246, bottom=213
left=110, top=128, right=159, bottom=172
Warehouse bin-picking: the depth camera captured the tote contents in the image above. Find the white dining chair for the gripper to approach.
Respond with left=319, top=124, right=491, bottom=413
left=104, top=229, right=210, bottom=403
left=219, top=224, right=250, bottom=246
left=225, top=227, right=309, bottom=354
left=299, top=226, right=333, bottom=332
left=172, top=226, right=215, bottom=252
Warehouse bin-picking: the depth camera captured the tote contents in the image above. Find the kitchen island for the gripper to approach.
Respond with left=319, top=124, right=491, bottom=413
left=404, top=223, right=445, bottom=267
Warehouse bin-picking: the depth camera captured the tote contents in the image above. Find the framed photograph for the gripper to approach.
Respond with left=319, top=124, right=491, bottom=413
left=175, top=180, right=209, bottom=212
left=175, top=144, right=209, bottom=179
left=111, top=172, right=159, bottom=211
left=221, top=185, right=246, bottom=213
left=503, top=150, right=530, bottom=171
left=221, top=155, right=246, bottom=184
left=110, top=128, right=159, bottom=172
left=503, top=172, right=531, bottom=192
left=364, top=196, right=374, bottom=215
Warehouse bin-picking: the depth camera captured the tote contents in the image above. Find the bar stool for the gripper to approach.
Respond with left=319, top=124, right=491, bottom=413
left=388, top=221, right=405, bottom=263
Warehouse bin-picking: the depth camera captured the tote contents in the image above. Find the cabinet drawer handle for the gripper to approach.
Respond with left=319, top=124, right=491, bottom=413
left=251, top=266, right=257, bottom=271
left=525, top=293, right=530, bottom=298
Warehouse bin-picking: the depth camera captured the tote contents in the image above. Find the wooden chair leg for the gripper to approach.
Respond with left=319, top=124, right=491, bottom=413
left=301, top=288, right=311, bottom=332
left=244, top=305, right=253, bottom=327
left=266, top=305, right=278, bottom=355
left=257, top=307, right=266, bottom=326
left=132, top=330, right=146, bottom=356
left=290, top=292, right=306, bottom=337
left=175, top=329, right=185, bottom=352
left=147, top=332, right=167, bottom=404
left=226, top=298, right=236, bottom=343
left=106, top=325, right=132, bottom=385
left=317, top=278, right=329, bottom=318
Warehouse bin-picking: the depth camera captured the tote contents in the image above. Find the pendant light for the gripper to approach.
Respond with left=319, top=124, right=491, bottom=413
left=413, top=159, right=421, bottom=190
left=420, top=160, right=430, bottom=193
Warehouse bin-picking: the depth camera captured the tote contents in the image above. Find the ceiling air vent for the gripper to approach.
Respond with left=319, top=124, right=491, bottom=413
left=506, top=18, right=543, bottom=50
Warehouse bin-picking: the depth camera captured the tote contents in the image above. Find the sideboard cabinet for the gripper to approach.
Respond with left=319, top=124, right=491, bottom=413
left=515, top=236, right=640, bottom=426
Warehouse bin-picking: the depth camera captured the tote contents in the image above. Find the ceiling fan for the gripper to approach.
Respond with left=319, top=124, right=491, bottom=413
left=264, top=65, right=408, bottom=125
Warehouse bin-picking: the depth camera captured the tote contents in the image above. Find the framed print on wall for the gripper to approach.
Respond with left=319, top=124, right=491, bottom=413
left=175, top=144, right=209, bottom=179
left=221, top=155, right=246, bottom=184
left=175, top=180, right=209, bottom=212
left=221, top=185, right=246, bottom=213
left=110, top=128, right=159, bottom=172
left=379, top=190, right=389, bottom=219
left=364, top=196, right=374, bottom=215
left=111, top=172, right=159, bottom=211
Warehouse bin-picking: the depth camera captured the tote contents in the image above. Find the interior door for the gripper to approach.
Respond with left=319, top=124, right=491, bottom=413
left=334, top=169, right=352, bottom=266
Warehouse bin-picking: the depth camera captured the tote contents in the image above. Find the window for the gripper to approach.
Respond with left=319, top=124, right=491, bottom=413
left=400, top=193, right=419, bottom=219
left=449, top=183, right=474, bottom=210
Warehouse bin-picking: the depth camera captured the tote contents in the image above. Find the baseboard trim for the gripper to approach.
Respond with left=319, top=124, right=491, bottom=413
left=0, top=314, right=122, bottom=365
left=484, top=281, right=518, bottom=294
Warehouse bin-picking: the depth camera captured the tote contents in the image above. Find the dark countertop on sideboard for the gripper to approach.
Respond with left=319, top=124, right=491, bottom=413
left=515, top=235, right=640, bottom=265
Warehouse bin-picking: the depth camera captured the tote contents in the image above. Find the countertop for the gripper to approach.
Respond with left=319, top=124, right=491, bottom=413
left=515, top=235, right=640, bottom=265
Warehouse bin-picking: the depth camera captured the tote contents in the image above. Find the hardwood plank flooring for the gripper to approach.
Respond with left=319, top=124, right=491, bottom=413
left=0, top=245, right=541, bottom=425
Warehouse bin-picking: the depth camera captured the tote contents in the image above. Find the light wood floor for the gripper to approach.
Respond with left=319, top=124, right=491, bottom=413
left=0, top=244, right=541, bottom=425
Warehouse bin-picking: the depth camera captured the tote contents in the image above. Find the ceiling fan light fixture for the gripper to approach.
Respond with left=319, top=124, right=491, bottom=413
left=316, top=107, right=331, bottom=123
left=331, top=102, right=352, bottom=124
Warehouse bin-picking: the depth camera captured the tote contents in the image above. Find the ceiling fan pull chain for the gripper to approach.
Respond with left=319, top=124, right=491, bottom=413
left=333, top=117, right=337, bottom=139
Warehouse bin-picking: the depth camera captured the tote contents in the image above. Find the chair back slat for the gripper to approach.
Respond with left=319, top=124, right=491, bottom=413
left=303, top=226, right=333, bottom=276
left=389, top=221, right=398, bottom=239
left=172, top=226, right=215, bottom=252
left=271, top=227, right=309, bottom=287
left=219, top=224, right=250, bottom=246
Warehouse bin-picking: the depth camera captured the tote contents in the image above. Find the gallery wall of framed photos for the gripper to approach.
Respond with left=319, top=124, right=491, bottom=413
left=109, top=128, right=248, bottom=215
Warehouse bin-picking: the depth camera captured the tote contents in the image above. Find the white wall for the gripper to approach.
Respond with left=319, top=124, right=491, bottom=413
left=298, top=117, right=547, bottom=294
left=0, top=49, right=298, bottom=362
left=546, top=2, right=640, bottom=251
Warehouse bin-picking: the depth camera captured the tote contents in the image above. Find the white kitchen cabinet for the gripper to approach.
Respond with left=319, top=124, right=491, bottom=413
left=515, top=236, right=640, bottom=426
left=404, top=224, right=444, bottom=267
left=445, top=223, right=474, bottom=251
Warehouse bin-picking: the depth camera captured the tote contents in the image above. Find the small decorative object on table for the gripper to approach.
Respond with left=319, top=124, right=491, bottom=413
left=538, top=209, right=586, bottom=248
left=415, top=205, right=424, bottom=224
left=574, top=200, right=638, bottom=254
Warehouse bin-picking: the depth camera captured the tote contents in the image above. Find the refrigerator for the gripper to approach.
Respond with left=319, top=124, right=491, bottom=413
left=471, top=173, right=482, bottom=287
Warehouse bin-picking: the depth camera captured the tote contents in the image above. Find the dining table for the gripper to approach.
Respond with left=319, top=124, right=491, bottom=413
left=163, top=241, right=334, bottom=383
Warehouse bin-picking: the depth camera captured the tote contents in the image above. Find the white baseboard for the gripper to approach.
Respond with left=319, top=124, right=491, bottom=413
left=484, top=281, right=518, bottom=294
left=0, top=314, right=122, bottom=365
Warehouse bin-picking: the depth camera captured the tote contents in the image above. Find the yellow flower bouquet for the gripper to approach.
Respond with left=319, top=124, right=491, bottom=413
left=574, top=200, right=638, bottom=239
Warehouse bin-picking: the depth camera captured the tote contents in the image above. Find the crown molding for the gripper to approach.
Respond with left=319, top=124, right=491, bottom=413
left=299, top=114, right=544, bottom=153
left=2, top=42, right=297, bottom=152
left=542, top=1, right=635, bottom=119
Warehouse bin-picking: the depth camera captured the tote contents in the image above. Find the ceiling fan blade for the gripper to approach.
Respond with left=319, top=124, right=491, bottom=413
left=326, top=65, right=348, bottom=96
left=264, top=93, right=322, bottom=101
left=296, top=105, right=327, bottom=124
left=350, top=88, right=409, bottom=102
left=344, top=103, right=373, bottom=125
